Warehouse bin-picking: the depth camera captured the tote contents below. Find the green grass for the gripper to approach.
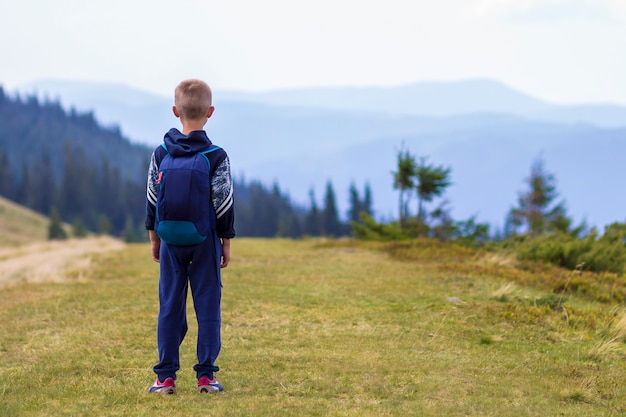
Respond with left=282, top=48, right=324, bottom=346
left=1, top=238, right=625, bottom=416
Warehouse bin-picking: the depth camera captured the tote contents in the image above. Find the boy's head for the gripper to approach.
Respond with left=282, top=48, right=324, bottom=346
left=173, top=79, right=214, bottom=121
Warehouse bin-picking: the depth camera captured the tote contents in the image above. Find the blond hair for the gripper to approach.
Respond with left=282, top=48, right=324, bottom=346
left=174, top=79, right=213, bottom=120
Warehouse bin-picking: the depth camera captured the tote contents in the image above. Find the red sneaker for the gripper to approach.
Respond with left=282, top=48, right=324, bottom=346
left=149, top=377, right=176, bottom=394
left=197, top=375, right=223, bottom=393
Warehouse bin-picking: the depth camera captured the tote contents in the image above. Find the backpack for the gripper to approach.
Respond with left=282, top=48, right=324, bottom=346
left=155, top=144, right=221, bottom=246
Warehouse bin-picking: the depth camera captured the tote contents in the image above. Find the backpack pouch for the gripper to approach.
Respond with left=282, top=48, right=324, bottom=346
left=157, top=220, right=206, bottom=246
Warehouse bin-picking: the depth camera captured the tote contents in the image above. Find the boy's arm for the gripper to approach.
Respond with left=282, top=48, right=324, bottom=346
left=220, top=238, right=231, bottom=268
left=145, top=150, right=162, bottom=263
left=211, top=154, right=235, bottom=269
left=145, top=151, right=159, bottom=231
left=149, top=230, right=161, bottom=263
left=211, top=156, right=236, bottom=239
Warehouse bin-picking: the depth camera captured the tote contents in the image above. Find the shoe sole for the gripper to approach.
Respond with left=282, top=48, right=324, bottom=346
left=198, top=386, right=221, bottom=394
left=150, top=387, right=176, bottom=395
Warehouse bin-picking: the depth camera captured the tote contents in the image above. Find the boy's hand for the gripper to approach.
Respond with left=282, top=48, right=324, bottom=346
left=149, top=230, right=161, bottom=263
left=221, top=238, right=231, bottom=268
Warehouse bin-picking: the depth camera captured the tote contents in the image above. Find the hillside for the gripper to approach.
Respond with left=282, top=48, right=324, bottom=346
left=0, top=87, right=152, bottom=184
left=0, top=195, right=126, bottom=289
left=0, top=89, right=151, bottom=236
left=0, top=195, right=50, bottom=246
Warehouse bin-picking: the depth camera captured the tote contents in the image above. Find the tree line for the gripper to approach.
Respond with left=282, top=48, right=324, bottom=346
left=234, top=178, right=372, bottom=238
left=0, top=144, right=147, bottom=239
left=0, top=88, right=371, bottom=240
left=0, top=142, right=373, bottom=240
left=5, top=84, right=626, bottom=276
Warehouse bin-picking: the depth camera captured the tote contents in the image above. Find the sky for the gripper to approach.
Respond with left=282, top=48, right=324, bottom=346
left=1, top=0, right=626, bottom=104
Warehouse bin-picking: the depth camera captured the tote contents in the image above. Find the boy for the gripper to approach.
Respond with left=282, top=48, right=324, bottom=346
left=145, top=79, right=235, bottom=394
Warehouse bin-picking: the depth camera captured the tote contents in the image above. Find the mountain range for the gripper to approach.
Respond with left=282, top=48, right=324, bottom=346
left=13, top=78, right=626, bottom=231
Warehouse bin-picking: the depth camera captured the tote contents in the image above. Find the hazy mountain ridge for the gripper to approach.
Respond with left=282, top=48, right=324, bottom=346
left=218, top=79, right=554, bottom=116
left=12, top=78, right=626, bottom=230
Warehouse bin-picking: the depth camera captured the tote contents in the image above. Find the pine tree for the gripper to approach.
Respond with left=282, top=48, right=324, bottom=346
left=348, top=182, right=374, bottom=225
left=363, top=182, right=373, bottom=217
left=124, top=216, right=138, bottom=242
left=98, top=214, right=112, bottom=236
left=0, top=150, right=14, bottom=199
left=414, top=156, right=452, bottom=223
left=348, top=182, right=362, bottom=224
left=48, top=207, right=67, bottom=240
left=305, top=188, right=322, bottom=236
left=18, top=162, right=37, bottom=210
left=34, top=149, right=55, bottom=215
left=72, top=219, right=88, bottom=238
left=507, top=158, right=568, bottom=237
left=322, top=181, right=342, bottom=237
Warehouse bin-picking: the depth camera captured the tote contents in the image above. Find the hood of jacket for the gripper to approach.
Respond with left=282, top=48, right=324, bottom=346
left=163, top=128, right=213, bottom=156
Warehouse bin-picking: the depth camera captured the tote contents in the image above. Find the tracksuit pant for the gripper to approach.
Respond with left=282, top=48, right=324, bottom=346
left=153, top=235, right=222, bottom=381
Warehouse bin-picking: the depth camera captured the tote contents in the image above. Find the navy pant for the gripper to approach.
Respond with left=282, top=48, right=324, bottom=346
left=153, top=235, right=222, bottom=380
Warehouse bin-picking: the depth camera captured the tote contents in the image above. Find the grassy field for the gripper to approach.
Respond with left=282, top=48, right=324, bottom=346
left=1, top=237, right=625, bottom=416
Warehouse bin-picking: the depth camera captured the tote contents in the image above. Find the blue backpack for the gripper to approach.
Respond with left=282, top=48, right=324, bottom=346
left=155, top=145, right=220, bottom=246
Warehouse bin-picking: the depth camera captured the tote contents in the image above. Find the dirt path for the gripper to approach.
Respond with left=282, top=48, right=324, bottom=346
left=0, top=237, right=126, bottom=288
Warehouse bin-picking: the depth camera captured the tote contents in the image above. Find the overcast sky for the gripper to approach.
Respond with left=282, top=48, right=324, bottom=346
left=1, top=0, right=625, bottom=104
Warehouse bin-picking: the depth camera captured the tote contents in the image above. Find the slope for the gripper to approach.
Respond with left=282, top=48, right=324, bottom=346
left=0, top=195, right=50, bottom=246
left=0, top=195, right=126, bottom=288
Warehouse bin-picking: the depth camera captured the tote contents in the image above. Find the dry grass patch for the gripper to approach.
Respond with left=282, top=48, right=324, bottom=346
left=0, top=236, right=125, bottom=288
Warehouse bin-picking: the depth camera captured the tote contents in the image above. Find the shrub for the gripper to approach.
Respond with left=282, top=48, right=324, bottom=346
left=352, top=212, right=490, bottom=247
left=515, top=230, right=626, bottom=274
left=351, top=213, right=411, bottom=241
left=48, top=207, right=67, bottom=240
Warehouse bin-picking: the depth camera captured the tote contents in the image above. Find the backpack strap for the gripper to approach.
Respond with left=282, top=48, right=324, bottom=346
left=200, top=145, right=221, bottom=156
left=198, top=145, right=222, bottom=170
left=160, top=143, right=220, bottom=156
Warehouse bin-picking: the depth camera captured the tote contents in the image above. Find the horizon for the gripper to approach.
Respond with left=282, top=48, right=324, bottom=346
left=3, top=76, right=624, bottom=232
left=7, top=76, right=625, bottom=109
left=1, top=1, right=626, bottom=106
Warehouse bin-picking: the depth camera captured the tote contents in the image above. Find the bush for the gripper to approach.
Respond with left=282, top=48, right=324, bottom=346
left=72, top=219, right=88, bottom=238
left=351, top=213, right=411, bottom=241
left=352, top=213, right=490, bottom=246
left=515, top=230, right=626, bottom=274
left=48, top=207, right=67, bottom=240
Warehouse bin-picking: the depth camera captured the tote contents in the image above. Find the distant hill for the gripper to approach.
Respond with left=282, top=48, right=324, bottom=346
left=11, top=78, right=626, bottom=230
left=218, top=79, right=626, bottom=129
left=17, top=78, right=626, bottom=146
left=220, top=79, right=554, bottom=116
